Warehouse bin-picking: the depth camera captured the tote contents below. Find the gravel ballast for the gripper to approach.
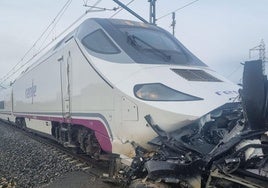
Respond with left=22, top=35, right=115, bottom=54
left=0, top=122, right=114, bottom=188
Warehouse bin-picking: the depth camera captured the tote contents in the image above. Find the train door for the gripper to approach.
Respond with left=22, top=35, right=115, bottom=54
left=59, top=51, right=71, bottom=120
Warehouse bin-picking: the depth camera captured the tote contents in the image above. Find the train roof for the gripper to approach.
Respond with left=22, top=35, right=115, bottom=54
left=16, top=17, right=205, bottom=79
left=17, top=18, right=163, bottom=76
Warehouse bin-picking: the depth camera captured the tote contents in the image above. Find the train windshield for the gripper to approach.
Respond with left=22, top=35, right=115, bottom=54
left=115, top=25, right=204, bottom=66
left=88, top=19, right=206, bottom=66
left=122, top=28, right=177, bottom=62
left=122, top=28, right=181, bottom=52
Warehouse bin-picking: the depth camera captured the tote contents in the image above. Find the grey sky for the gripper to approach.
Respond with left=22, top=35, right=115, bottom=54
left=0, top=0, right=267, bottom=87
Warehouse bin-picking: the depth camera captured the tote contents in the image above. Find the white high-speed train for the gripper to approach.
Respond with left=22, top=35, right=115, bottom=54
left=0, top=18, right=239, bottom=159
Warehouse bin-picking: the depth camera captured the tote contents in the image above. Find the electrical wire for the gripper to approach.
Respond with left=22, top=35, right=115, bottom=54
left=84, top=4, right=118, bottom=11
left=83, top=0, right=88, bottom=6
left=84, top=0, right=102, bottom=8
left=0, top=0, right=73, bottom=84
left=110, top=0, right=135, bottom=18
left=227, top=63, right=243, bottom=78
left=157, top=0, right=200, bottom=20
left=37, top=0, right=72, bottom=51
left=0, top=0, right=103, bottom=87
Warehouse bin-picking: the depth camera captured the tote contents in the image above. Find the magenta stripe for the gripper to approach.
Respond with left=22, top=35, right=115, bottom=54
left=14, top=114, right=112, bottom=152
left=71, top=118, right=112, bottom=152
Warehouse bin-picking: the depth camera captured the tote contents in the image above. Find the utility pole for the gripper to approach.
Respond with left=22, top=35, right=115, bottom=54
left=171, top=12, right=176, bottom=36
left=249, top=39, right=266, bottom=73
left=148, top=0, right=156, bottom=25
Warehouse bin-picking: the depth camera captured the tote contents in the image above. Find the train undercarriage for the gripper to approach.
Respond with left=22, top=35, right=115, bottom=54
left=51, top=122, right=102, bottom=157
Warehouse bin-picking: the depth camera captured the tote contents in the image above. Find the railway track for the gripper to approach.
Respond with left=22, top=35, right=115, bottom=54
left=24, top=130, right=107, bottom=176
left=0, top=121, right=122, bottom=188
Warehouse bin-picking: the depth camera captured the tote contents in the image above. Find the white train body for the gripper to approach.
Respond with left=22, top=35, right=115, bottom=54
left=0, top=87, right=14, bottom=122
left=0, top=18, right=239, bottom=157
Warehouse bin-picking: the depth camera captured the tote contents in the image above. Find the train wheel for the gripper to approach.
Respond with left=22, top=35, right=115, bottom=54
left=15, top=118, right=26, bottom=130
left=77, top=128, right=101, bottom=158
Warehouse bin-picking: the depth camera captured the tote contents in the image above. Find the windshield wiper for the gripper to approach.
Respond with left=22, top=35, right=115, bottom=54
left=127, top=34, right=171, bottom=61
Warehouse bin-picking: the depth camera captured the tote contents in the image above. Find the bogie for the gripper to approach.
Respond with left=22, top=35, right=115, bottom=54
left=15, top=117, right=26, bottom=130
left=51, top=122, right=102, bottom=157
left=77, top=127, right=102, bottom=157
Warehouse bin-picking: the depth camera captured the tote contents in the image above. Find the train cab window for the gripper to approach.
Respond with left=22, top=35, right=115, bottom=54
left=82, top=29, right=120, bottom=54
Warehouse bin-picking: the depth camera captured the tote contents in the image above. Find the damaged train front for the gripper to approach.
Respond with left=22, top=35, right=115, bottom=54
left=124, top=61, right=268, bottom=188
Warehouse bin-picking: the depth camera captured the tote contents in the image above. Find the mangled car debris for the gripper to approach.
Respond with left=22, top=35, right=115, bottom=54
left=124, top=60, right=268, bottom=188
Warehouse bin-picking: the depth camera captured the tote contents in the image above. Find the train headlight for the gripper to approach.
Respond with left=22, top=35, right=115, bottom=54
left=134, top=83, right=203, bottom=101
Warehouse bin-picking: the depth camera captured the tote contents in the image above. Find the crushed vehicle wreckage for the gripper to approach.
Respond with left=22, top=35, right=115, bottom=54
left=122, top=60, right=268, bottom=188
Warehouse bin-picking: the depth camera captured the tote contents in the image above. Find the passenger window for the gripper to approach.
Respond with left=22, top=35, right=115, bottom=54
left=82, top=29, right=120, bottom=54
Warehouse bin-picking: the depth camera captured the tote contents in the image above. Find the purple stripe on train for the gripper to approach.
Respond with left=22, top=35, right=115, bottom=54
left=13, top=113, right=112, bottom=152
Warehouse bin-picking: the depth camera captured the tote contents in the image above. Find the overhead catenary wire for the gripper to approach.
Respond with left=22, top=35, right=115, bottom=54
left=84, top=0, right=119, bottom=12
left=27, top=0, right=72, bottom=53
left=37, top=0, right=73, bottom=51
left=157, top=0, right=200, bottom=20
left=0, top=0, right=103, bottom=87
left=84, top=4, right=118, bottom=11
left=227, top=63, right=243, bottom=78
left=82, top=0, right=89, bottom=6
left=110, top=0, right=136, bottom=18
left=0, top=0, right=73, bottom=85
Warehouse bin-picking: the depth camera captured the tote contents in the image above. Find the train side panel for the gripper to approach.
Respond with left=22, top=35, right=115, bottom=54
left=66, top=38, right=116, bottom=152
left=65, top=39, right=115, bottom=113
left=10, top=37, right=117, bottom=153
left=12, top=53, right=62, bottom=117
left=0, top=87, right=14, bottom=122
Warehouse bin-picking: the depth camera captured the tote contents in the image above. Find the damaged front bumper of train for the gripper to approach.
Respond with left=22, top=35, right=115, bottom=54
left=124, top=60, right=268, bottom=188
left=125, top=105, right=268, bottom=188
